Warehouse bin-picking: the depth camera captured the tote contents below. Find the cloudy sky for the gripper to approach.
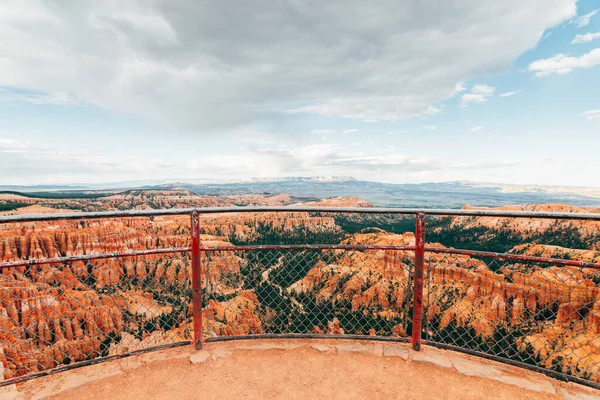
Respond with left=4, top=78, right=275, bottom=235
left=1, top=0, right=599, bottom=186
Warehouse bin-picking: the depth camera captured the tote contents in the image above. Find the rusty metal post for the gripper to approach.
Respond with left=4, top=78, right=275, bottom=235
left=190, top=211, right=203, bottom=350
left=411, top=212, right=426, bottom=351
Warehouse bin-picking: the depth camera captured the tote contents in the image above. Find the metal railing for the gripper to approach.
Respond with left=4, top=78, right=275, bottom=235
left=1, top=207, right=600, bottom=389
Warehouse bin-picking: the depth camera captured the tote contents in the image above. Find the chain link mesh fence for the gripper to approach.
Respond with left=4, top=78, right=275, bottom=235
left=202, top=249, right=413, bottom=340
left=0, top=253, right=191, bottom=381
left=423, top=252, right=600, bottom=383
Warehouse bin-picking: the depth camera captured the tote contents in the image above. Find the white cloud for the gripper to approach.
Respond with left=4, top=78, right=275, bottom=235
left=423, top=125, right=437, bottom=130
left=1, top=136, right=517, bottom=185
left=455, top=82, right=467, bottom=92
left=499, top=91, right=519, bottom=97
left=581, top=109, right=600, bottom=122
left=252, top=144, right=514, bottom=174
left=471, top=84, right=495, bottom=96
left=460, top=84, right=495, bottom=106
left=0, top=0, right=577, bottom=129
left=343, top=129, right=359, bottom=134
left=529, top=48, right=600, bottom=76
left=470, top=126, right=483, bottom=132
left=0, top=138, right=179, bottom=184
left=572, top=32, right=600, bottom=44
left=461, top=93, right=488, bottom=104
left=310, top=129, right=335, bottom=135
left=572, top=10, right=598, bottom=28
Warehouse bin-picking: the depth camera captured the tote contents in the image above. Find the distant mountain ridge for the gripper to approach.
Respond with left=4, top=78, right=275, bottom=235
left=2, top=178, right=600, bottom=208
left=164, top=180, right=600, bottom=208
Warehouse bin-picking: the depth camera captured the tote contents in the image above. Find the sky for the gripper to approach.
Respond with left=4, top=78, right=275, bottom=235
left=1, top=0, right=599, bottom=187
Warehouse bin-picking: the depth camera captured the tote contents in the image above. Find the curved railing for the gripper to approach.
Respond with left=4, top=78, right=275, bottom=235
left=1, top=207, right=599, bottom=389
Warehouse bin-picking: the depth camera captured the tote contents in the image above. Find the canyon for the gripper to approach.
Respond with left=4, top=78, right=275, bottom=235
left=0, top=193, right=599, bottom=383
left=443, top=204, right=600, bottom=251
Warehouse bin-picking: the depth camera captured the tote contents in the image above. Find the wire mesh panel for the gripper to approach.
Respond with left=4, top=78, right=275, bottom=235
left=0, top=253, right=191, bottom=381
left=202, top=248, right=413, bottom=339
left=423, top=252, right=600, bottom=383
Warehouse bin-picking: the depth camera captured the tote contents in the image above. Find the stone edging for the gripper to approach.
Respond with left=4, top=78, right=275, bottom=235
left=190, top=340, right=599, bottom=400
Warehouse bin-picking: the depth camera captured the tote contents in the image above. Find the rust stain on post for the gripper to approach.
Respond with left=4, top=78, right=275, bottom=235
left=190, top=211, right=203, bottom=350
left=411, top=212, right=426, bottom=351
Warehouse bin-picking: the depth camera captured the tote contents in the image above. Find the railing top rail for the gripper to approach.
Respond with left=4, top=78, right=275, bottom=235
left=1, top=206, right=600, bottom=223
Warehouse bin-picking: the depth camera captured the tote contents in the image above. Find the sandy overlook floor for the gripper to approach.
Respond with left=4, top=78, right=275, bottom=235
left=5, top=339, right=599, bottom=400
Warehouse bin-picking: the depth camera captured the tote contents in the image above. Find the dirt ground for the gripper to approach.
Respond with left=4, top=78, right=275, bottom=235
left=11, top=341, right=599, bottom=400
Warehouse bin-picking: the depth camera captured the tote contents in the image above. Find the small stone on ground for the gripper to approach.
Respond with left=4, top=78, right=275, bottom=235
left=189, top=350, right=211, bottom=364
left=383, top=345, right=409, bottom=360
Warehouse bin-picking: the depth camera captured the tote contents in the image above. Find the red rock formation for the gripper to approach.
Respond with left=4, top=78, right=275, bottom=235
left=510, top=243, right=600, bottom=263
left=0, top=218, right=189, bottom=262
left=445, top=204, right=600, bottom=249
left=203, top=291, right=263, bottom=336
left=0, top=274, right=124, bottom=379
left=1, top=210, right=340, bottom=264
left=289, top=232, right=415, bottom=330
left=327, top=318, right=344, bottom=334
